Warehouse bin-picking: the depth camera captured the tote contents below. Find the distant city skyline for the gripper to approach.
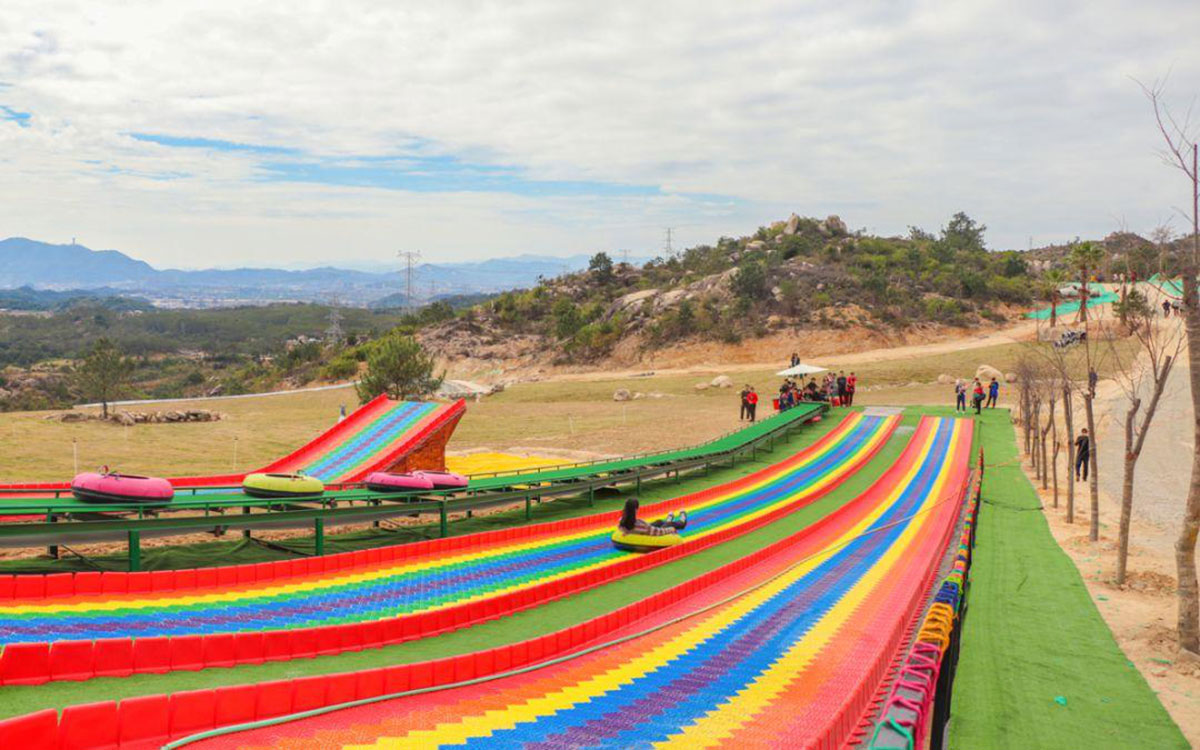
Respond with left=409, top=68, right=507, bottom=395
left=2, top=1, right=1198, bottom=268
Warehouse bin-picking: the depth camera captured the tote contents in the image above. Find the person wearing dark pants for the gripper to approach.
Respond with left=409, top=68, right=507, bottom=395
left=739, top=386, right=750, bottom=420
left=972, top=379, right=984, bottom=415
left=986, top=377, right=999, bottom=408
left=846, top=372, right=857, bottom=406
left=1074, top=429, right=1091, bottom=481
left=746, top=388, right=758, bottom=422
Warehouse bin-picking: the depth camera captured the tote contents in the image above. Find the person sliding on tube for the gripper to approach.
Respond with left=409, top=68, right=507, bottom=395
left=618, top=497, right=687, bottom=536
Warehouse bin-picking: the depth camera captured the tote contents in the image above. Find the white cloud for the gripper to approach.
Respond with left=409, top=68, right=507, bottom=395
left=1, top=0, right=1198, bottom=267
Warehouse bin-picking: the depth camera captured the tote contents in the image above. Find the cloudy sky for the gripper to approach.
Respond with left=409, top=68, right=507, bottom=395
left=1, top=1, right=1198, bottom=269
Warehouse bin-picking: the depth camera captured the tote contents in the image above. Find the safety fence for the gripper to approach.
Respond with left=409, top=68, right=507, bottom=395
left=867, top=449, right=984, bottom=750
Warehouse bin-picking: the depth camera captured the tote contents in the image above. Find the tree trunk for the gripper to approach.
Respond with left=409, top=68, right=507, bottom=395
left=101, top=399, right=108, bottom=419
left=1021, top=382, right=1033, bottom=455
left=1051, top=299, right=1058, bottom=328
left=1117, top=401, right=1139, bottom=585
left=1064, top=385, right=1076, bottom=523
left=1086, top=388, right=1100, bottom=542
left=1178, top=142, right=1200, bottom=654
left=1052, top=417, right=1060, bottom=509
left=1031, top=399, right=1041, bottom=475
left=1042, top=396, right=1055, bottom=491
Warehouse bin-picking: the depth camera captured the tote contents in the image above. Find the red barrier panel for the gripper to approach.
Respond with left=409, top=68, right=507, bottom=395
left=93, top=638, right=134, bottom=678
left=213, top=684, right=258, bottom=727
left=49, top=639, right=95, bottom=681
left=169, top=634, right=205, bottom=671
left=203, top=633, right=236, bottom=668
left=255, top=680, right=294, bottom=720
left=132, top=637, right=170, bottom=674
left=0, top=709, right=57, bottom=748
left=58, top=701, right=119, bottom=750
left=117, top=694, right=170, bottom=745
left=233, top=632, right=264, bottom=665
left=0, top=642, right=50, bottom=686
left=168, top=689, right=217, bottom=739
left=292, top=674, right=328, bottom=712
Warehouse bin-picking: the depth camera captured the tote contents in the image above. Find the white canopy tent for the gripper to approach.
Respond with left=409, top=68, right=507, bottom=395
left=776, top=363, right=828, bottom=377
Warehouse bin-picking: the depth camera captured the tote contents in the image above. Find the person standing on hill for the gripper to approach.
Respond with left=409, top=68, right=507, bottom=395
left=986, top=377, right=999, bottom=408
left=845, top=372, right=857, bottom=406
left=954, top=380, right=967, bottom=412
left=790, top=352, right=801, bottom=367
left=836, top=371, right=848, bottom=406
left=972, top=379, right=985, bottom=415
left=746, top=387, right=758, bottom=422
left=739, top=385, right=751, bottom=420
left=1074, top=428, right=1091, bottom=481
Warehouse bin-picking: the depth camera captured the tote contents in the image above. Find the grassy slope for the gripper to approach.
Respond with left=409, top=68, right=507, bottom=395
left=0, top=409, right=909, bottom=719
left=950, top=409, right=1188, bottom=749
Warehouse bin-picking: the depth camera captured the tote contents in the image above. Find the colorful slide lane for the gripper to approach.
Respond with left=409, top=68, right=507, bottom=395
left=183, top=416, right=972, bottom=750
left=0, top=413, right=897, bottom=685
left=0, top=396, right=465, bottom=495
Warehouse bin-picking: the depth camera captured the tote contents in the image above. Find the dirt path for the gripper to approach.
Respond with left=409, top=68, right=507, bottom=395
left=522, top=318, right=1042, bottom=384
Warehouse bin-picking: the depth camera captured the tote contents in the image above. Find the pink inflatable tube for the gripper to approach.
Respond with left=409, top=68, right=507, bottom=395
left=70, top=471, right=174, bottom=504
left=411, top=469, right=469, bottom=489
left=364, top=471, right=435, bottom=492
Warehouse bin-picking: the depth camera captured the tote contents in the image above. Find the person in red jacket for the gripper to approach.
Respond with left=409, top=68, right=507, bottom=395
left=845, top=372, right=857, bottom=406
left=746, top=387, right=759, bottom=422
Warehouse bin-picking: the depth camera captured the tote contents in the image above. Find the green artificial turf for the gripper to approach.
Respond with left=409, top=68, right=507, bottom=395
left=948, top=409, right=1188, bottom=749
left=0, top=408, right=911, bottom=719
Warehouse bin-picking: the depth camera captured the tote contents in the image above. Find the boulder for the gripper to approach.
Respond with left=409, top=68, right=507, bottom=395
left=825, top=215, right=848, bottom=235
left=115, top=411, right=136, bottom=426
left=613, top=388, right=632, bottom=402
left=59, top=412, right=89, bottom=423
left=783, top=213, right=801, bottom=235
left=1005, top=372, right=1018, bottom=383
left=711, top=375, right=734, bottom=388
left=936, top=374, right=955, bottom=385
left=632, top=392, right=646, bottom=400
left=746, top=240, right=767, bottom=251
left=694, top=383, right=710, bottom=391
left=975, top=365, right=1004, bottom=382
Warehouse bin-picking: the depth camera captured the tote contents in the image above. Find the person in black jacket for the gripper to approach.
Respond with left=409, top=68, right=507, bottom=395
left=1074, top=428, right=1091, bottom=481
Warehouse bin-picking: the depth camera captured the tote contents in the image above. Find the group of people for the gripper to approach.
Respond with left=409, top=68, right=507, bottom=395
left=954, top=377, right=999, bottom=414
left=1162, top=299, right=1183, bottom=317
left=776, top=370, right=857, bottom=411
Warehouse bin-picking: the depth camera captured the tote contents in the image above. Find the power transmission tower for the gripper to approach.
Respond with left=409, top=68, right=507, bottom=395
left=324, top=297, right=344, bottom=346
left=397, top=250, right=421, bottom=314
left=664, top=228, right=674, bottom=258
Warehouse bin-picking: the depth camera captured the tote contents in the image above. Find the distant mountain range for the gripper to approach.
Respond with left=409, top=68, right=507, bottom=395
left=0, top=238, right=627, bottom=307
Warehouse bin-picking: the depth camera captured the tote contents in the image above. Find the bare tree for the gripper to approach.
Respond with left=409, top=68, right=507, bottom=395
left=1030, top=323, right=1085, bottom=522
left=1141, top=78, right=1200, bottom=653
left=1107, top=290, right=1185, bottom=584
left=1080, top=310, right=1111, bottom=542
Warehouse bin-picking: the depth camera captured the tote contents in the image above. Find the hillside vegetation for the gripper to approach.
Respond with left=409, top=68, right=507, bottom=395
left=420, top=212, right=1034, bottom=365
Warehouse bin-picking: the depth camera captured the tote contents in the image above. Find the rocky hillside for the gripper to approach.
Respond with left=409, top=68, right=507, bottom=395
left=418, top=212, right=1034, bottom=370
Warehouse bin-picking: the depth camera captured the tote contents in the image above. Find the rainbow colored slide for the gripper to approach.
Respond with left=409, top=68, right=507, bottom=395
left=174, top=416, right=972, bottom=750
left=0, top=412, right=898, bottom=683
left=0, top=396, right=466, bottom=494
